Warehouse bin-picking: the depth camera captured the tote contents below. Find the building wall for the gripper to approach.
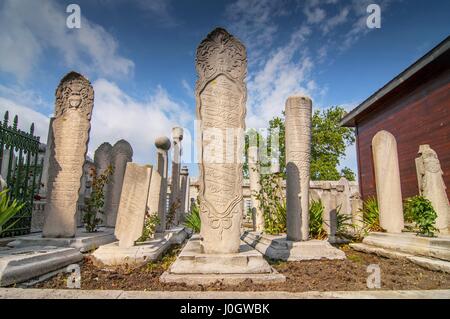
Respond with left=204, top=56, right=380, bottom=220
left=356, top=69, right=450, bottom=200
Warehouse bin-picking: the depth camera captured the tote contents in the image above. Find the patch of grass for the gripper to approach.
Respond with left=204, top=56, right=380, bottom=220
left=347, top=254, right=363, bottom=263
left=144, top=244, right=182, bottom=272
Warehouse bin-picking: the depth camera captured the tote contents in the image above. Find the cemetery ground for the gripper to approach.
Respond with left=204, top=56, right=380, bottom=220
left=32, top=244, right=450, bottom=292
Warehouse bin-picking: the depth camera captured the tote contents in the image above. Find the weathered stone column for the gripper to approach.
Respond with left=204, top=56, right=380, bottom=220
left=372, top=130, right=404, bottom=233
left=105, top=140, right=133, bottom=227
left=416, top=145, right=449, bottom=232
left=94, top=142, right=112, bottom=224
left=169, top=127, right=183, bottom=225
left=179, top=166, right=189, bottom=222
left=285, top=96, right=312, bottom=242
left=42, top=72, right=93, bottom=238
left=147, top=136, right=171, bottom=233
left=39, top=117, right=55, bottom=196
left=196, top=28, right=247, bottom=254
left=248, top=146, right=264, bottom=232
left=350, top=191, right=364, bottom=233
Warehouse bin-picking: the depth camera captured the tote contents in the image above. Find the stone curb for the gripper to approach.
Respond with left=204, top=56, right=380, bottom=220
left=1, top=288, right=449, bottom=299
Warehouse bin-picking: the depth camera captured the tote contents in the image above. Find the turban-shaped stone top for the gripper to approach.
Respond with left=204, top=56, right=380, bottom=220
left=155, top=136, right=171, bottom=150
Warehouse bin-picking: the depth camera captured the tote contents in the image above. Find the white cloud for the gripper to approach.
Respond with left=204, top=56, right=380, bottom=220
left=321, top=7, right=350, bottom=34
left=0, top=0, right=134, bottom=81
left=89, top=79, right=193, bottom=165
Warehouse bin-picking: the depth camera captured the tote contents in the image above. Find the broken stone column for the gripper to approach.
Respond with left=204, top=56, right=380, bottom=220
left=179, top=166, right=189, bottom=222
left=372, top=130, right=404, bottom=233
left=196, top=28, right=247, bottom=254
left=105, top=140, right=133, bottom=227
left=42, top=72, right=94, bottom=238
left=147, top=136, right=171, bottom=233
left=416, top=145, right=449, bottom=233
left=115, top=163, right=152, bottom=248
left=285, top=96, right=312, bottom=242
left=248, top=146, right=264, bottom=232
left=169, top=127, right=183, bottom=225
left=350, top=191, right=364, bottom=233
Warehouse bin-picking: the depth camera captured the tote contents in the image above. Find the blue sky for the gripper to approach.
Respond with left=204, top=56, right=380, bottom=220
left=0, top=0, right=449, bottom=178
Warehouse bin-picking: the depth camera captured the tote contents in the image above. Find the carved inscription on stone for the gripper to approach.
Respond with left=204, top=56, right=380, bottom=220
left=42, top=71, right=94, bottom=238
left=196, top=28, right=247, bottom=254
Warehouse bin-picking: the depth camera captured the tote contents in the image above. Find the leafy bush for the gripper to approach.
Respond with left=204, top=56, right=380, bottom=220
left=309, top=199, right=327, bottom=239
left=0, top=189, right=26, bottom=234
left=404, top=196, right=438, bottom=237
left=184, top=200, right=201, bottom=233
left=138, top=213, right=160, bottom=242
left=82, top=165, right=113, bottom=232
left=361, top=196, right=383, bottom=233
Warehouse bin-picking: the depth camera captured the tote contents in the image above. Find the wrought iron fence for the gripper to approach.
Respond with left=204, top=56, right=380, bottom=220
left=0, top=111, right=43, bottom=238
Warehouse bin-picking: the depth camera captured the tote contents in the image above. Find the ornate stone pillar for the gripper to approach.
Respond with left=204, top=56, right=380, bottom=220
left=285, top=96, right=312, bottom=242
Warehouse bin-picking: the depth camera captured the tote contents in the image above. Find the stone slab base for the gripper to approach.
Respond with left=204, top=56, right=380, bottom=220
left=0, top=246, right=83, bottom=287
left=241, top=231, right=346, bottom=261
left=362, top=232, right=450, bottom=261
left=7, top=227, right=116, bottom=253
left=91, top=237, right=171, bottom=267
left=351, top=243, right=450, bottom=273
left=163, top=226, right=190, bottom=245
left=160, top=235, right=285, bottom=285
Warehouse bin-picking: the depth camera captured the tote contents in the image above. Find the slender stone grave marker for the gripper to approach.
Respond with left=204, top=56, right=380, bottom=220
left=169, top=127, right=183, bottom=224
left=94, top=142, right=112, bottom=224
left=372, top=130, right=404, bottom=233
left=106, top=140, right=133, bottom=227
left=42, top=72, right=94, bottom=238
left=161, top=28, right=285, bottom=285
left=248, top=146, right=264, bottom=232
left=115, top=163, right=153, bottom=248
left=179, top=166, right=189, bottom=222
left=350, top=191, right=364, bottom=233
left=416, top=145, right=449, bottom=233
left=147, top=136, right=171, bottom=233
left=285, top=96, right=312, bottom=241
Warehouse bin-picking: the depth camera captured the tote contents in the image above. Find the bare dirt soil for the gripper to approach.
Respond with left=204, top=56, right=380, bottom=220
left=32, top=244, right=450, bottom=292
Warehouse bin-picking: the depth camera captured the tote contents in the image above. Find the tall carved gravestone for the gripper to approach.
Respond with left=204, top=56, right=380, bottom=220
left=248, top=146, right=264, bottom=232
left=285, top=96, right=312, bottom=241
left=169, top=127, right=183, bottom=225
left=196, top=28, right=247, bottom=254
left=416, top=145, right=449, bottom=232
left=42, top=72, right=94, bottom=238
left=106, top=140, right=133, bottom=227
left=147, top=136, right=171, bottom=233
left=94, top=142, right=112, bottom=224
left=372, top=130, right=404, bottom=233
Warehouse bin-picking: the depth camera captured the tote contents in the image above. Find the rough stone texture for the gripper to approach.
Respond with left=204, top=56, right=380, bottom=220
left=7, top=227, right=116, bottom=253
left=285, top=96, right=312, bottom=242
left=179, top=166, right=189, bottom=221
left=248, top=146, right=264, bottom=232
left=362, top=232, right=450, bottom=261
left=337, top=177, right=352, bottom=216
left=350, top=191, right=364, bottom=232
left=371, top=130, right=404, bottom=233
left=39, top=117, right=55, bottom=196
left=241, top=231, right=345, bottom=261
left=42, top=72, right=94, bottom=238
left=196, top=28, right=247, bottom=254
left=164, top=226, right=190, bottom=245
left=416, top=145, right=449, bottom=233
left=91, top=238, right=171, bottom=267
left=147, top=136, right=171, bottom=233
left=320, top=182, right=337, bottom=240
left=0, top=246, right=83, bottom=287
left=160, top=235, right=285, bottom=285
left=93, top=142, right=112, bottom=224
left=350, top=242, right=450, bottom=273
left=106, top=140, right=133, bottom=227
left=115, top=163, right=152, bottom=248
left=169, top=127, right=183, bottom=224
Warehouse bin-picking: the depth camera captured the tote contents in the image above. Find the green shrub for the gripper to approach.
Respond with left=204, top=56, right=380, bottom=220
left=0, top=189, right=26, bottom=234
left=82, top=165, right=114, bottom=232
left=361, top=196, right=383, bottom=233
left=309, top=199, right=327, bottom=239
left=404, top=195, right=438, bottom=237
left=184, top=200, right=201, bottom=233
left=138, top=213, right=160, bottom=242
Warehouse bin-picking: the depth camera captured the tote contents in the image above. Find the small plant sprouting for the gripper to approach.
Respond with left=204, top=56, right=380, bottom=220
left=138, top=213, right=160, bottom=242
left=403, top=195, right=438, bottom=237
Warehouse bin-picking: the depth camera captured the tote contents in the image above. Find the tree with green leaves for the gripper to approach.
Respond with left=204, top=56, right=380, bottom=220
left=244, top=106, right=356, bottom=181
